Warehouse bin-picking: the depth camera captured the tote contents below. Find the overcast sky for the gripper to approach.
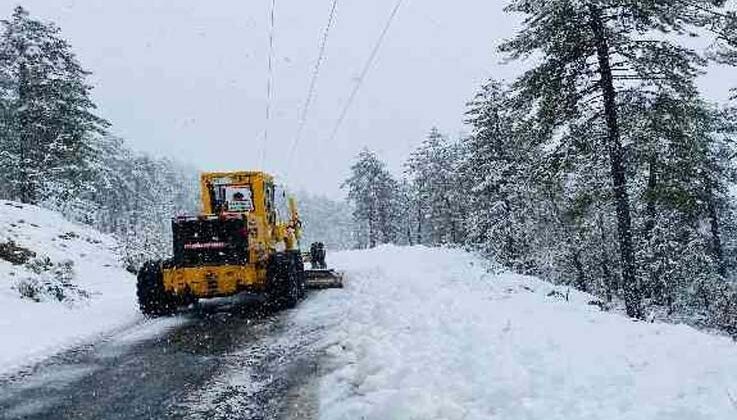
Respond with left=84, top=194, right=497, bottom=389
left=3, top=1, right=735, bottom=198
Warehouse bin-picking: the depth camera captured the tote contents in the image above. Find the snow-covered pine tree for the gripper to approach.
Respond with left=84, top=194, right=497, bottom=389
left=704, top=6, right=737, bottom=76
left=460, top=80, right=541, bottom=271
left=292, top=191, right=356, bottom=251
left=405, top=128, right=465, bottom=246
left=0, top=6, right=108, bottom=205
left=83, top=135, right=199, bottom=270
left=343, top=149, right=400, bottom=248
left=394, top=179, right=416, bottom=246
left=115, top=153, right=199, bottom=270
left=0, top=65, right=14, bottom=200
left=550, top=112, right=623, bottom=298
left=499, top=0, right=734, bottom=319
left=459, top=78, right=618, bottom=293
left=618, top=93, right=729, bottom=310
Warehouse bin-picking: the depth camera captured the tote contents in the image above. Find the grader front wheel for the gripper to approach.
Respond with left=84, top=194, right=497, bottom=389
left=267, top=252, right=305, bottom=310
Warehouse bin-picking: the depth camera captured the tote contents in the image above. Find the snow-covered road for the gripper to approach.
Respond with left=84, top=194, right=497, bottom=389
left=3, top=243, right=737, bottom=419
left=295, top=246, right=737, bottom=420
left=0, top=294, right=322, bottom=420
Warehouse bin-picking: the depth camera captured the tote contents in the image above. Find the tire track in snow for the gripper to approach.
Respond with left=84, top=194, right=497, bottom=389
left=174, top=314, right=326, bottom=420
left=0, top=294, right=329, bottom=420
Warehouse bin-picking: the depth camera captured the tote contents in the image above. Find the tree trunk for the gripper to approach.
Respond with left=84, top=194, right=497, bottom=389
left=643, top=156, right=657, bottom=239
left=597, top=214, right=615, bottom=302
left=405, top=198, right=414, bottom=246
left=642, top=156, right=659, bottom=300
left=368, top=218, right=376, bottom=248
left=589, top=5, right=642, bottom=319
left=17, top=62, right=35, bottom=204
left=368, top=201, right=377, bottom=249
left=416, top=204, right=423, bottom=245
left=706, top=182, right=726, bottom=277
left=572, top=248, right=587, bottom=292
left=443, top=196, right=457, bottom=244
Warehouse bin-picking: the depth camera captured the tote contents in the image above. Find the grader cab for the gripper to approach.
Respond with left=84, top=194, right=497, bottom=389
left=136, top=171, right=342, bottom=316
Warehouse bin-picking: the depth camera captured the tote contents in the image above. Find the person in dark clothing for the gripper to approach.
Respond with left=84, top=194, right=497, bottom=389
left=310, top=242, right=327, bottom=269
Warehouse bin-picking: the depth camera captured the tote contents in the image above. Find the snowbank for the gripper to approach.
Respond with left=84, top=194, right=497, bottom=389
left=294, top=245, right=737, bottom=420
left=0, top=200, right=140, bottom=375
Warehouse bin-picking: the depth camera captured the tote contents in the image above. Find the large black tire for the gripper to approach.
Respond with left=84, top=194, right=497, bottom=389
left=282, top=257, right=300, bottom=309
left=266, top=252, right=303, bottom=310
left=293, top=251, right=306, bottom=300
left=298, top=267, right=306, bottom=299
left=136, top=260, right=176, bottom=317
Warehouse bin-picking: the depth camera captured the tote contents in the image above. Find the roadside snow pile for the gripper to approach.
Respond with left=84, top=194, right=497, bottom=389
left=295, top=245, right=737, bottom=420
left=0, top=200, right=139, bottom=375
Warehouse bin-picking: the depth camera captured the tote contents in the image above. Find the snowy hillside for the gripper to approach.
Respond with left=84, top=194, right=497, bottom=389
left=295, top=246, right=737, bottom=420
left=0, top=200, right=139, bottom=375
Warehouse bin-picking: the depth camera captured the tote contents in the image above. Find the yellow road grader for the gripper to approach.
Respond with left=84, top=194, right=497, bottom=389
left=136, top=171, right=342, bottom=316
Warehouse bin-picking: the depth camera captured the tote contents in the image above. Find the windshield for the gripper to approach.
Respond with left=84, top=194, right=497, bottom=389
left=224, top=186, right=253, bottom=212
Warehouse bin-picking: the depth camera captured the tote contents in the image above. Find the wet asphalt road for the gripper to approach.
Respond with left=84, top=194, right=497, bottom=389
left=0, top=294, right=324, bottom=420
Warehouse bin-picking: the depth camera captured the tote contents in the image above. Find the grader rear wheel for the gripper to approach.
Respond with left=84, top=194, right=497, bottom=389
left=136, top=260, right=177, bottom=317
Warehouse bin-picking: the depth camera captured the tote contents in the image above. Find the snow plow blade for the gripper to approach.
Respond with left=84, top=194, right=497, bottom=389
left=305, top=269, right=344, bottom=289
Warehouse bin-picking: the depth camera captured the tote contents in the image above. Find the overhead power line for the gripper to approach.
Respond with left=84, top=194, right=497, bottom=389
left=325, top=0, right=404, bottom=145
left=260, top=0, right=277, bottom=169
left=286, top=0, right=340, bottom=172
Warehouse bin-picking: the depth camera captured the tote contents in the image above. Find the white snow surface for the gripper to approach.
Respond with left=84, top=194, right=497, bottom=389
left=293, top=245, right=737, bottom=420
left=0, top=200, right=140, bottom=375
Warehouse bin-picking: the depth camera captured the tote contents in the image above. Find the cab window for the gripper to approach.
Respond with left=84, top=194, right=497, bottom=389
left=225, top=185, right=253, bottom=212
left=211, top=183, right=253, bottom=213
